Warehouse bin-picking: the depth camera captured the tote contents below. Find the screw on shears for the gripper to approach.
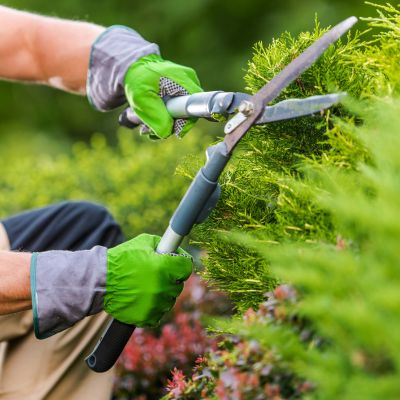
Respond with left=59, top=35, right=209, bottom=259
left=238, top=100, right=255, bottom=116
left=224, top=99, right=255, bottom=134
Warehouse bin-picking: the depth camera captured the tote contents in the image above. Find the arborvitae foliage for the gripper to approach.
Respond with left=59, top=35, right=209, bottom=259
left=169, top=3, right=400, bottom=399
left=218, top=97, right=400, bottom=399
left=193, top=3, right=400, bottom=312
left=170, top=1, right=400, bottom=400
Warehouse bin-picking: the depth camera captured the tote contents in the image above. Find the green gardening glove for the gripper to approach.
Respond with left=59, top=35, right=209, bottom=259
left=87, top=26, right=203, bottom=139
left=104, top=233, right=192, bottom=327
left=124, top=54, right=203, bottom=139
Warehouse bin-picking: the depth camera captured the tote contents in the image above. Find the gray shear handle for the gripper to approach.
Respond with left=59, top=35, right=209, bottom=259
left=118, top=91, right=235, bottom=129
left=119, top=95, right=191, bottom=129
left=85, top=143, right=230, bottom=373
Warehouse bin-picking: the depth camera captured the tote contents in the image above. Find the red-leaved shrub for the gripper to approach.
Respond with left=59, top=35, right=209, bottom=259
left=113, top=274, right=231, bottom=399
left=163, top=285, right=315, bottom=400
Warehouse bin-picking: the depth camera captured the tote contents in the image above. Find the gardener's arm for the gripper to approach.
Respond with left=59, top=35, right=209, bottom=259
left=0, top=5, right=103, bottom=94
left=0, top=235, right=192, bottom=339
left=0, top=6, right=202, bottom=138
left=0, top=251, right=31, bottom=315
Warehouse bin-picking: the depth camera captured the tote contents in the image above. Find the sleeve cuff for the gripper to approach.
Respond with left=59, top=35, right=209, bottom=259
left=87, top=25, right=160, bottom=111
left=30, top=246, right=107, bottom=339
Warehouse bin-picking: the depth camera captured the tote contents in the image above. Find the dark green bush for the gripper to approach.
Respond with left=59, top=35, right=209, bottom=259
left=213, top=96, right=400, bottom=399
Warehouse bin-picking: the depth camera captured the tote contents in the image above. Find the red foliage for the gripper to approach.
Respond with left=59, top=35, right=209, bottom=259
left=120, top=313, right=209, bottom=374
left=164, top=284, right=316, bottom=400
left=113, top=274, right=231, bottom=399
left=166, top=368, right=187, bottom=398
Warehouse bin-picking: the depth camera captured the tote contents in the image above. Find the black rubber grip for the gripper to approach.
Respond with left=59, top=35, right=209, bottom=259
left=85, top=318, right=136, bottom=372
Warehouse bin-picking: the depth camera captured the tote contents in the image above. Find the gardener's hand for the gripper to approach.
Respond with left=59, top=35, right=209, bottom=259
left=30, top=234, right=192, bottom=339
left=87, top=26, right=202, bottom=139
left=124, top=55, right=202, bottom=139
left=104, top=234, right=192, bottom=326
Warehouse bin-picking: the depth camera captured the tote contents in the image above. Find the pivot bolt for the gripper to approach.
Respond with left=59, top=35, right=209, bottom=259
left=238, top=100, right=254, bottom=116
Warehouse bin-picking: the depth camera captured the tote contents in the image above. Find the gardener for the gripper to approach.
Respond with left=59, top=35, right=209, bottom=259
left=0, top=6, right=202, bottom=400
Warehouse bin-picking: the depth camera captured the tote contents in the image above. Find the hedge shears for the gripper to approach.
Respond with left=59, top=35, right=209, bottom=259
left=119, top=91, right=346, bottom=133
left=86, top=16, right=357, bottom=372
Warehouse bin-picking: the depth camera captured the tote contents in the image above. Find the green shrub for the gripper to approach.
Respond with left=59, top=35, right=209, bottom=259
left=193, top=3, right=399, bottom=311
left=0, top=129, right=204, bottom=238
left=214, top=96, right=400, bottom=399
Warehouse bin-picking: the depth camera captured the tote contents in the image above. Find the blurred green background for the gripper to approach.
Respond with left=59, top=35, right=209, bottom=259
left=0, top=0, right=370, bottom=150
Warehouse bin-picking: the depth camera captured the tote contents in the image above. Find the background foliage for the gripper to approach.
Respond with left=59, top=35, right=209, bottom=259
left=0, top=130, right=204, bottom=237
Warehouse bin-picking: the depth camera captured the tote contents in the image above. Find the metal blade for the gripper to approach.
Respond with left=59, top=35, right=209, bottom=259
left=224, top=16, right=358, bottom=152
left=255, top=92, right=346, bottom=124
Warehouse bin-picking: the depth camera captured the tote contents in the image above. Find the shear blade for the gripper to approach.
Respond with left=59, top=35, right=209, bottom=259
left=224, top=16, right=357, bottom=151
left=255, top=92, right=346, bottom=125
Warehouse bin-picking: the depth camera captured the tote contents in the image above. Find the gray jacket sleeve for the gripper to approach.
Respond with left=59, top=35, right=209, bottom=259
left=30, top=246, right=107, bottom=339
left=87, top=25, right=160, bottom=111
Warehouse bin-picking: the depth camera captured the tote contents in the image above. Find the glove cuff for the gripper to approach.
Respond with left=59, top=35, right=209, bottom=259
left=87, top=25, right=160, bottom=111
left=30, top=247, right=107, bottom=339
